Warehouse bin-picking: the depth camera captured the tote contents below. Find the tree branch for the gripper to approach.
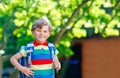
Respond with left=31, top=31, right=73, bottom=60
left=102, top=1, right=120, bottom=34
left=54, top=0, right=90, bottom=44
left=110, top=1, right=120, bottom=20
left=72, top=0, right=94, bottom=30
left=61, top=0, right=94, bottom=39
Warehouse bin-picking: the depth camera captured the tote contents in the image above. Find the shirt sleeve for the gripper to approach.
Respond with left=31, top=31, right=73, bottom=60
left=20, top=46, right=27, bottom=57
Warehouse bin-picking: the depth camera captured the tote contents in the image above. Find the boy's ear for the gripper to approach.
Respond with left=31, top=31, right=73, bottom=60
left=48, top=33, right=51, bottom=37
left=32, top=31, right=35, bottom=35
left=48, top=35, right=50, bottom=38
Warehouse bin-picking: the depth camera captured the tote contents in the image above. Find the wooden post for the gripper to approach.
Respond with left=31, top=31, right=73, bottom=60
left=0, top=54, right=2, bottom=78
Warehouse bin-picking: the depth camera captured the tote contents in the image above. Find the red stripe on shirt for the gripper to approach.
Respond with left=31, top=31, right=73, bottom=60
left=31, top=59, right=53, bottom=65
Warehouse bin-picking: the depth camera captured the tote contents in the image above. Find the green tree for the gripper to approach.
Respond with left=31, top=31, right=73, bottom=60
left=0, top=0, right=120, bottom=78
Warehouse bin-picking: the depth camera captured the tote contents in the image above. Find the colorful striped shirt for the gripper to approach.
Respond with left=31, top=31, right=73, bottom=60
left=20, top=40, right=58, bottom=78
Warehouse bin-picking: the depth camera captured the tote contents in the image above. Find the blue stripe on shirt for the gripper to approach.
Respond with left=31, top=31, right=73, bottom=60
left=31, top=54, right=51, bottom=60
left=34, top=74, right=54, bottom=78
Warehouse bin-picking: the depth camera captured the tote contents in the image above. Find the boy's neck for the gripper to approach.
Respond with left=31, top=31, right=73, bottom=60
left=34, top=40, right=47, bottom=46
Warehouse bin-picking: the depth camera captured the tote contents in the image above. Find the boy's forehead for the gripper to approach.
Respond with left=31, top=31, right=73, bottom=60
left=36, top=25, right=50, bottom=29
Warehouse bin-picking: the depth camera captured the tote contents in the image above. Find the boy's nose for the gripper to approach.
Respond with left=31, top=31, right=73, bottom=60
left=39, top=31, right=44, bottom=35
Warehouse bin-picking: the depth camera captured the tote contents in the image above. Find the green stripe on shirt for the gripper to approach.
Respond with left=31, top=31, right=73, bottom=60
left=33, top=69, right=54, bottom=75
left=33, top=50, right=50, bottom=55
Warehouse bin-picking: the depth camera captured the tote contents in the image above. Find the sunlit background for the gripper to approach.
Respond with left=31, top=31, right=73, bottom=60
left=0, top=0, right=120, bottom=78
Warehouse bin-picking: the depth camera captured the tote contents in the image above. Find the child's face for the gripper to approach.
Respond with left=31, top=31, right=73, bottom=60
left=32, top=25, right=50, bottom=43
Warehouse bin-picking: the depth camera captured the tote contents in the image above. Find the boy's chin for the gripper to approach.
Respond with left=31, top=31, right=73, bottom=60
left=37, top=40, right=46, bottom=43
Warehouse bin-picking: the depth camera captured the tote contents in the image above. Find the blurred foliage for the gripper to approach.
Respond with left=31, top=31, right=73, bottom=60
left=0, top=0, right=120, bottom=77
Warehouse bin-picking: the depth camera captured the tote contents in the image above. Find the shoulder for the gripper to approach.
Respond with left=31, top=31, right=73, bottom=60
left=26, top=42, right=34, bottom=47
left=48, top=42, right=55, bottom=47
left=48, top=42, right=59, bottom=55
left=20, top=42, right=34, bottom=51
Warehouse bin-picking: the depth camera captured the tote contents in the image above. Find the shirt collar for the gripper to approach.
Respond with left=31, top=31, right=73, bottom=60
left=33, top=40, right=48, bottom=46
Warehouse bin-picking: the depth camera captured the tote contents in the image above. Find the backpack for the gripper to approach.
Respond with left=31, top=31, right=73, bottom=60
left=18, top=42, right=56, bottom=78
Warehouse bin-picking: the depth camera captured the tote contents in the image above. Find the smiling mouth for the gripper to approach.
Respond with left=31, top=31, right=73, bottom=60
left=39, top=36, right=45, bottom=38
left=39, top=36, right=44, bottom=37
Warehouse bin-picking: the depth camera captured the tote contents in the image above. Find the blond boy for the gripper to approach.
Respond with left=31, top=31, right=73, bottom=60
left=10, top=17, right=61, bottom=78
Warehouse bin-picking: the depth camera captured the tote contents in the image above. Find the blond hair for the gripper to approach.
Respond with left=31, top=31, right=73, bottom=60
left=31, top=16, right=52, bottom=32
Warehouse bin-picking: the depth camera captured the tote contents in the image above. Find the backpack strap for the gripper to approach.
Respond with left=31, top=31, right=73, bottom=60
left=26, top=42, right=34, bottom=78
left=48, top=42, right=56, bottom=62
left=26, top=42, right=34, bottom=68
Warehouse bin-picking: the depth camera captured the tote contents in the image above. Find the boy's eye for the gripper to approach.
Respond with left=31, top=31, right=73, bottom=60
left=36, top=30, right=40, bottom=32
left=44, top=30, right=48, bottom=33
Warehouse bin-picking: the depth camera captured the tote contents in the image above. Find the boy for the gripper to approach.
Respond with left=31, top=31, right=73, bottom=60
left=10, top=16, right=61, bottom=78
